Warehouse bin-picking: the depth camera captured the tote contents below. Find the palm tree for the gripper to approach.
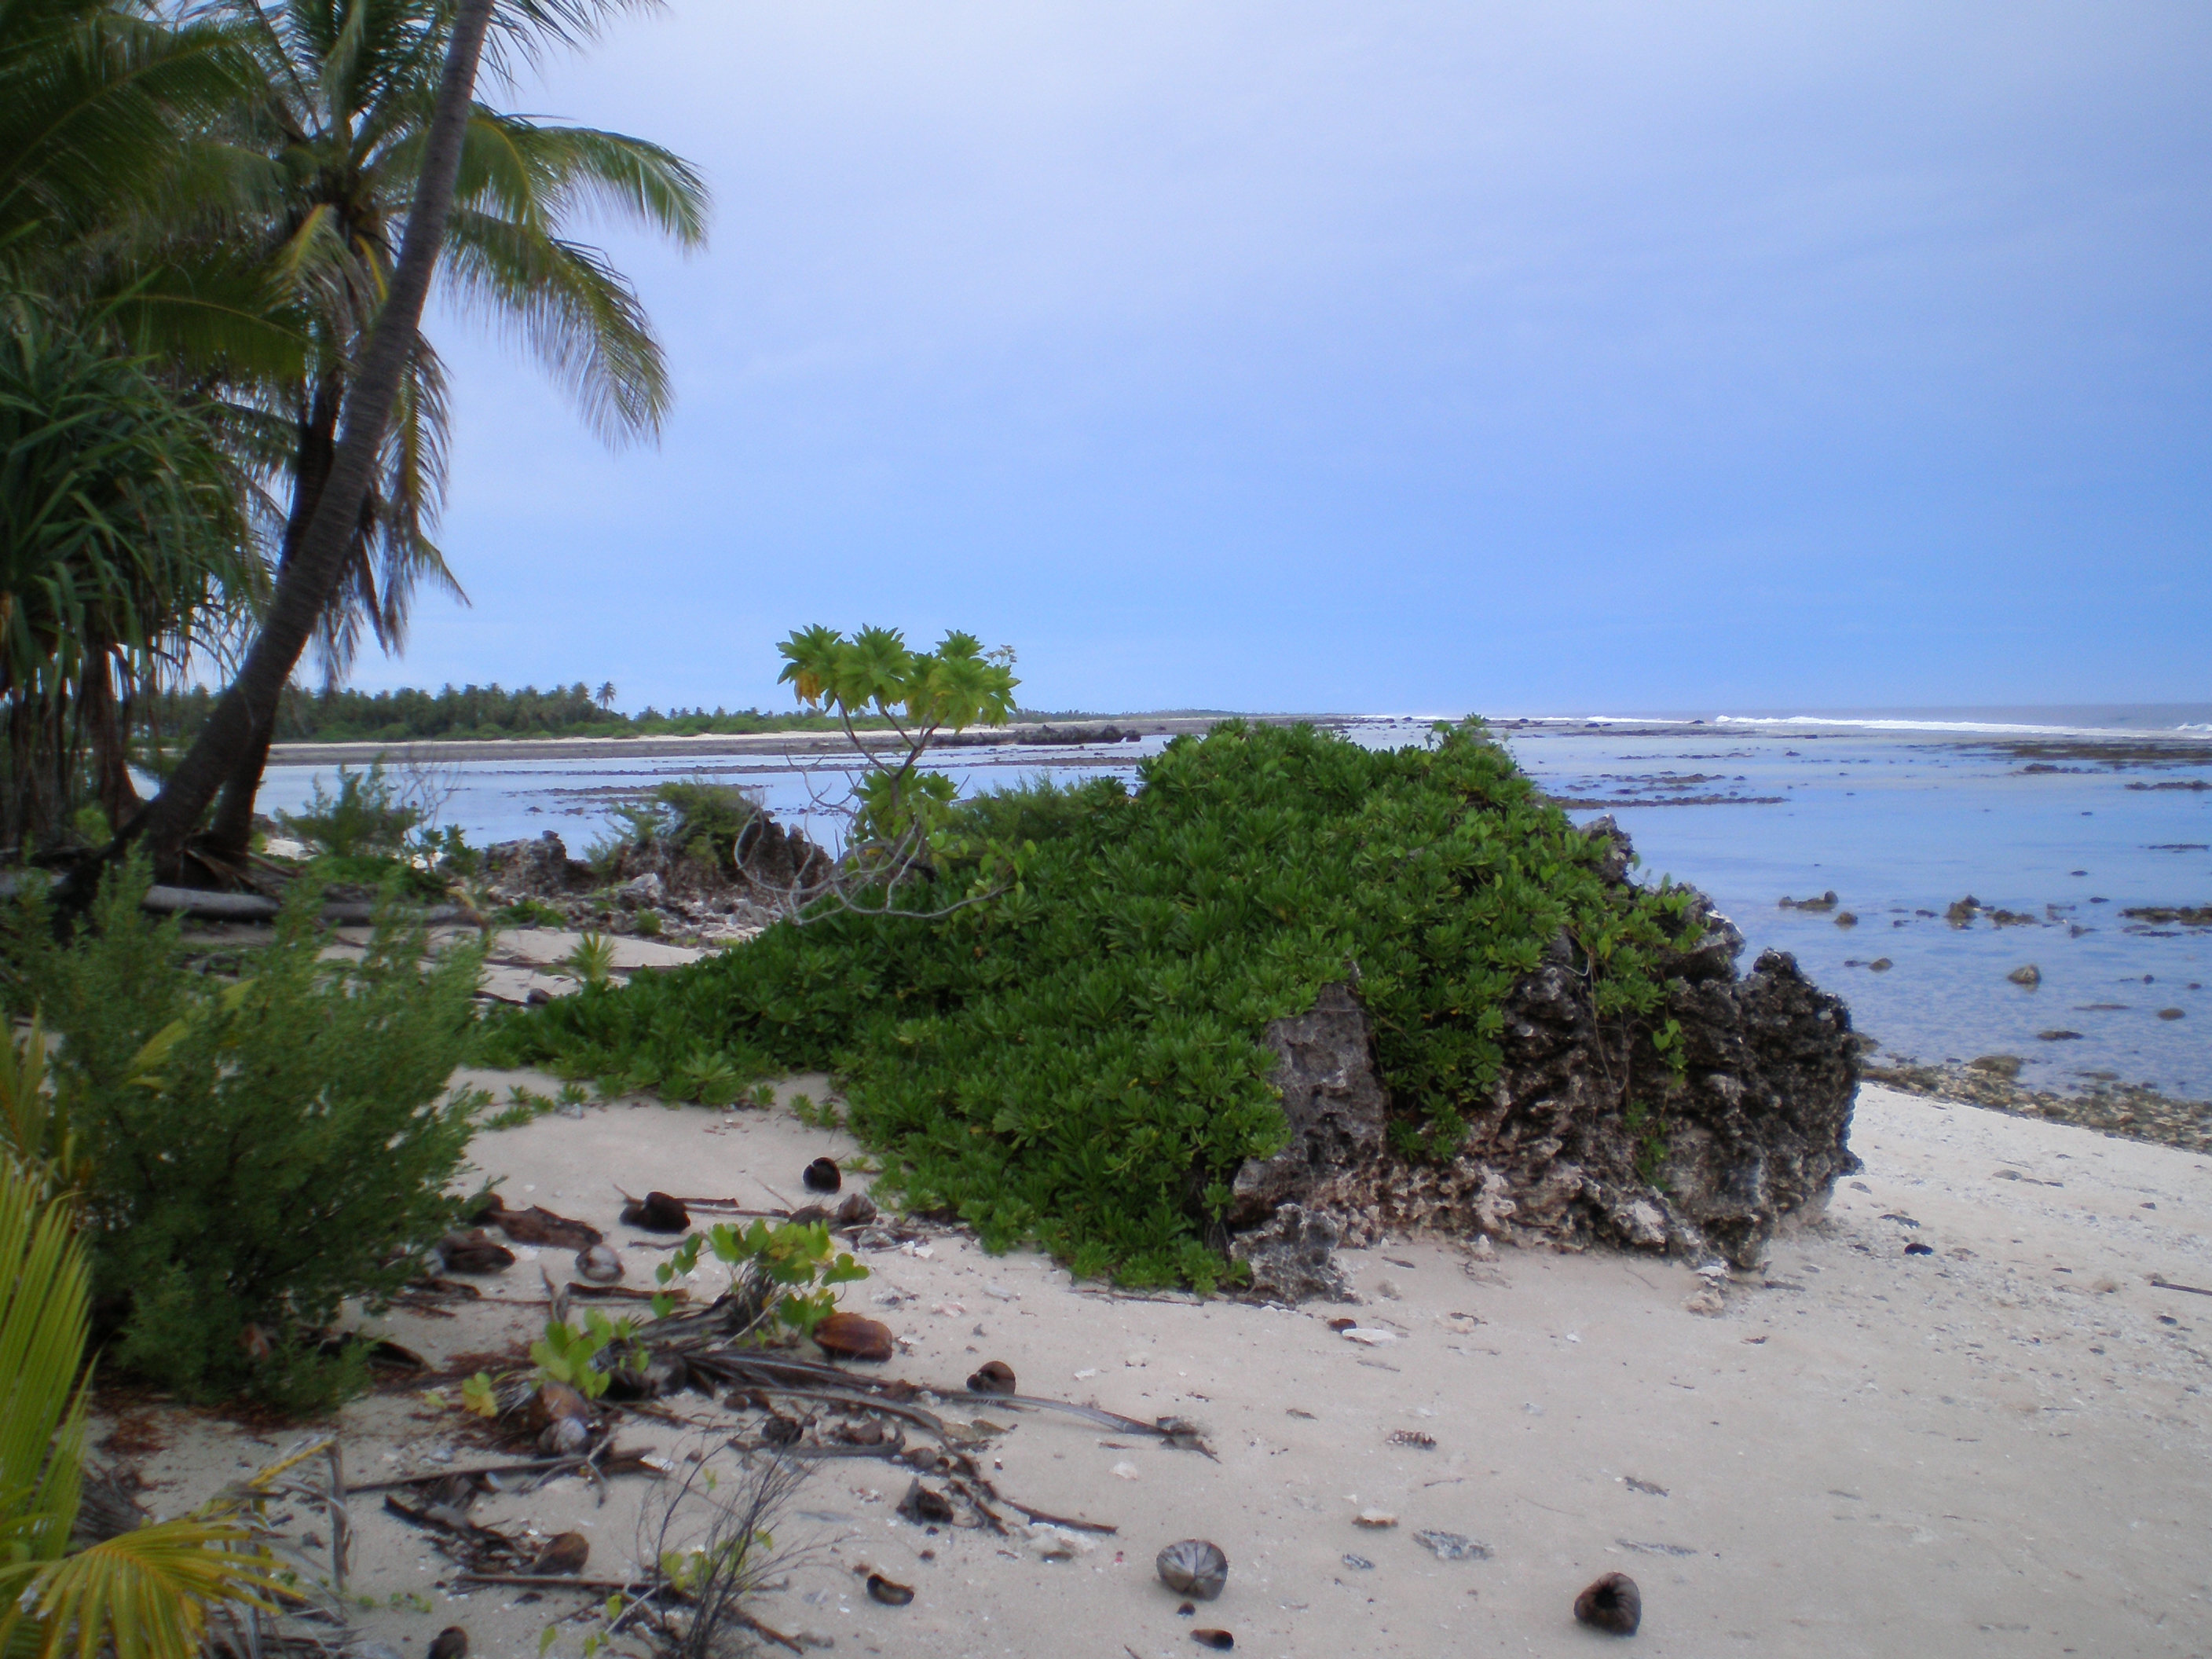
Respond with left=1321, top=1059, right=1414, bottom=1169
left=595, top=679, right=616, bottom=710
left=163, top=0, right=707, bottom=861
left=0, top=0, right=253, bottom=273
left=0, top=301, right=258, bottom=850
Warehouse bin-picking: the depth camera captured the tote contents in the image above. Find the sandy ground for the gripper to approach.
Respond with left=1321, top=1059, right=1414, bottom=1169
left=99, top=1079, right=2212, bottom=1659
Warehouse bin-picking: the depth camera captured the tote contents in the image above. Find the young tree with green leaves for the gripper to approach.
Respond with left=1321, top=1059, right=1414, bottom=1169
left=775, top=624, right=1020, bottom=914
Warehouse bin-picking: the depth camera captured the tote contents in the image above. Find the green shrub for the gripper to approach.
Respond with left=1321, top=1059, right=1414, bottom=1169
left=274, top=760, right=420, bottom=856
left=655, top=778, right=761, bottom=873
left=495, top=897, right=568, bottom=929
left=492, top=721, right=1700, bottom=1287
left=21, top=864, right=483, bottom=1409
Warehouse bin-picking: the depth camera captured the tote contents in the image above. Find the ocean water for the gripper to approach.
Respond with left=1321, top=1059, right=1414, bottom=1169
left=255, top=706, right=2212, bottom=1098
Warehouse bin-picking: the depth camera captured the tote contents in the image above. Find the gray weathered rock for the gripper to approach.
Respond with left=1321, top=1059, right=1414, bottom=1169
left=1228, top=824, right=1859, bottom=1276
left=1229, top=1205, right=1356, bottom=1302
left=481, top=830, right=596, bottom=895
left=1229, top=983, right=1389, bottom=1225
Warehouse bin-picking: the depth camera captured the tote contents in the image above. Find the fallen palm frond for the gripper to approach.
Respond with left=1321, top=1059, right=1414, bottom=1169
left=0, top=1157, right=298, bottom=1659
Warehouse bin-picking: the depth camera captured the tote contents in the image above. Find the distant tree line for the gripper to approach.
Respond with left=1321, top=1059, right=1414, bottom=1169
left=141, top=683, right=862, bottom=745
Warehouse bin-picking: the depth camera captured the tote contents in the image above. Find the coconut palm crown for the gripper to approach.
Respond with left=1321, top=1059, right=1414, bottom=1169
left=200, top=0, right=706, bottom=669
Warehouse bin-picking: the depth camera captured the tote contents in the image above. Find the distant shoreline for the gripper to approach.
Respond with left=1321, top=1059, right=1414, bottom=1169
left=262, top=714, right=1317, bottom=765
left=261, top=710, right=2212, bottom=767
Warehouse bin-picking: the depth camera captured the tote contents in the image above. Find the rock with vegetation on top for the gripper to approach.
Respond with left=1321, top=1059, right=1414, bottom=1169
left=1229, top=825, right=1859, bottom=1271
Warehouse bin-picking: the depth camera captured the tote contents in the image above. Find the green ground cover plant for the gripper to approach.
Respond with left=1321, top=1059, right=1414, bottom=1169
left=13, top=865, right=483, bottom=1408
left=494, top=720, right=1701, bottom=1287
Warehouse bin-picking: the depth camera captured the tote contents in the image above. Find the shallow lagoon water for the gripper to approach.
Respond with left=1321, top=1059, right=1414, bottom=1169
left=258, top=709, right=2212, bottom=1099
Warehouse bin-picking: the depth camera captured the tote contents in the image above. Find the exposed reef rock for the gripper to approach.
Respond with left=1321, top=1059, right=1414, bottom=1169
left=1229, top=1204, right=1357, bottom=1302
left=1232, top=823, right=1859, bottom=1276
left=480, top=811, right=834, bottom=939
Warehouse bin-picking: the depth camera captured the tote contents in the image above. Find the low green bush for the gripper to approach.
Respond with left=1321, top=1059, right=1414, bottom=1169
left=18, top=865, right=483, bottom=1408
left=491, top=721, right=1700, bottom=1287
left=274, top=760, right=421, bottom=856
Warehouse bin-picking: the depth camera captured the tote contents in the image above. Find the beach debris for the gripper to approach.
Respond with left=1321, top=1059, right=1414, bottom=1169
left=814, top=1313, right=895, bottom=1361
left=866, top=1573, right=914, bottom=1606
left=1412, top=1530, right=1489, bottom=1562
left=1028, top=1522, right=1096, bottom=1559
left=1880, top=1212, right=1918, bottom=1228
left=427, top=1628, right=468, bottom=1659
left=533, top=1533, right=589, bottom=1576
left=1156, top=1539, right=1229, bottom=1600
left=1372, top=1277, right=1403, bottom=1300
left=1340, top=1328, right=1399, bottom=1346
left=475, top=1194, right=601, bottom=1250
left=1342, top=1553, right=1374, bottom=1570
left=2152, top=1276, right=2212, bottom=1297
left=1231, top=1204, right=1355, bottom=1302
left=1622, top=1476, right=1668, bottom=1496
left=760, top=1411, right=806, bottom=1446
left=575, top=1243, right=623, bottom=1284
left=621, top=1191, right=690, bottom=1232
left=1192, top=1631, right=1235, bottom=1650
left=1903, top=1242, right=1934, bottom=1256
left=837, top=1191, right=877, bottom=1225
left=1325, top=1317, right=1357, bottom=1332
left=2006, top=965, right=2042, bottom=987
left=1573, top=1571, right=1643, bottom=1636
left=966, top=1361, right=1017, bottom=1394
left=1353, top=1509, right=1397, bottom=1529
left=436, top=1230, right=516, bottom=1275
left=1682, top=1284, right=1725, bottom=1316
left=1110, top=1461, right=1141, bottom=1480
left=525, top=1381, right=592, bottom=1456
left=804, top=1158, right=843, bottom=1194
left=896, top=1480, right=956, bottom=1524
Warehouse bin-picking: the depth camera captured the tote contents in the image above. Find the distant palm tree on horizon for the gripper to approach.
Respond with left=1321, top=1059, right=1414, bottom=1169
left=596, top=681, right=617, bottom=711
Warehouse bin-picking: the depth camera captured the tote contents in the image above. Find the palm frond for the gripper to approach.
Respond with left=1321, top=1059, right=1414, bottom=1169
left=12, top=1515, right=291, bottom=1659
left=441, top=207, right=669, bottom=440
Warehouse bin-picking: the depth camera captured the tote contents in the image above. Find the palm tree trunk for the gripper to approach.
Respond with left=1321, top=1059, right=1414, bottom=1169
left=83, top=0, right=499, bottom=893
left=82, top=657, right=141, bottom=831
left=204, top=384, right=340, bottom=861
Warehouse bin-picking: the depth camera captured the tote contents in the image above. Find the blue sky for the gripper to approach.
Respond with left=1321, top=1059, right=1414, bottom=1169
left=370, top=1, right=2210, bottom=716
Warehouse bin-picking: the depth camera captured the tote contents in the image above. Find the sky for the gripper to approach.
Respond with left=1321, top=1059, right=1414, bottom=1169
left=364, top=0, right=2211, bottom=716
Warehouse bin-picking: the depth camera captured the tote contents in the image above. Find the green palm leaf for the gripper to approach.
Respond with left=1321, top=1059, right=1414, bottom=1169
left=0, top=1161, right=291, bottom=1659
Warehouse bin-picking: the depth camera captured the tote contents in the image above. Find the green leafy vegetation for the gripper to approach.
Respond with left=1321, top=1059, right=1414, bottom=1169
left=141, top=680, right=932, bottom=747
left=494, top=720, right=1701, bottom=1287
left=529, top=1308, right=640, bottom=1401
left=0, top=1159, right=295, bottom=1657
left=272, top=760, right=423, bottom=856
left=651, top=1218, right=870, bottom=1331
left=12, top=864, right=483, bottom=1408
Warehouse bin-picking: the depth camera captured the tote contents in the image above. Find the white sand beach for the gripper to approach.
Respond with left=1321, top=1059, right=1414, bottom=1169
left=101, top=1079, right=2212, bottom=1659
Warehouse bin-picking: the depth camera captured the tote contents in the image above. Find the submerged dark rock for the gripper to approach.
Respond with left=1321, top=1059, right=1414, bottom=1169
left=1229, top=826, right=1859, bottom=1273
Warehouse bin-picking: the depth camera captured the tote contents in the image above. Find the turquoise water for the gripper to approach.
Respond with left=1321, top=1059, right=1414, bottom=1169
left=257, top=707, right=2212, bottom=1097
